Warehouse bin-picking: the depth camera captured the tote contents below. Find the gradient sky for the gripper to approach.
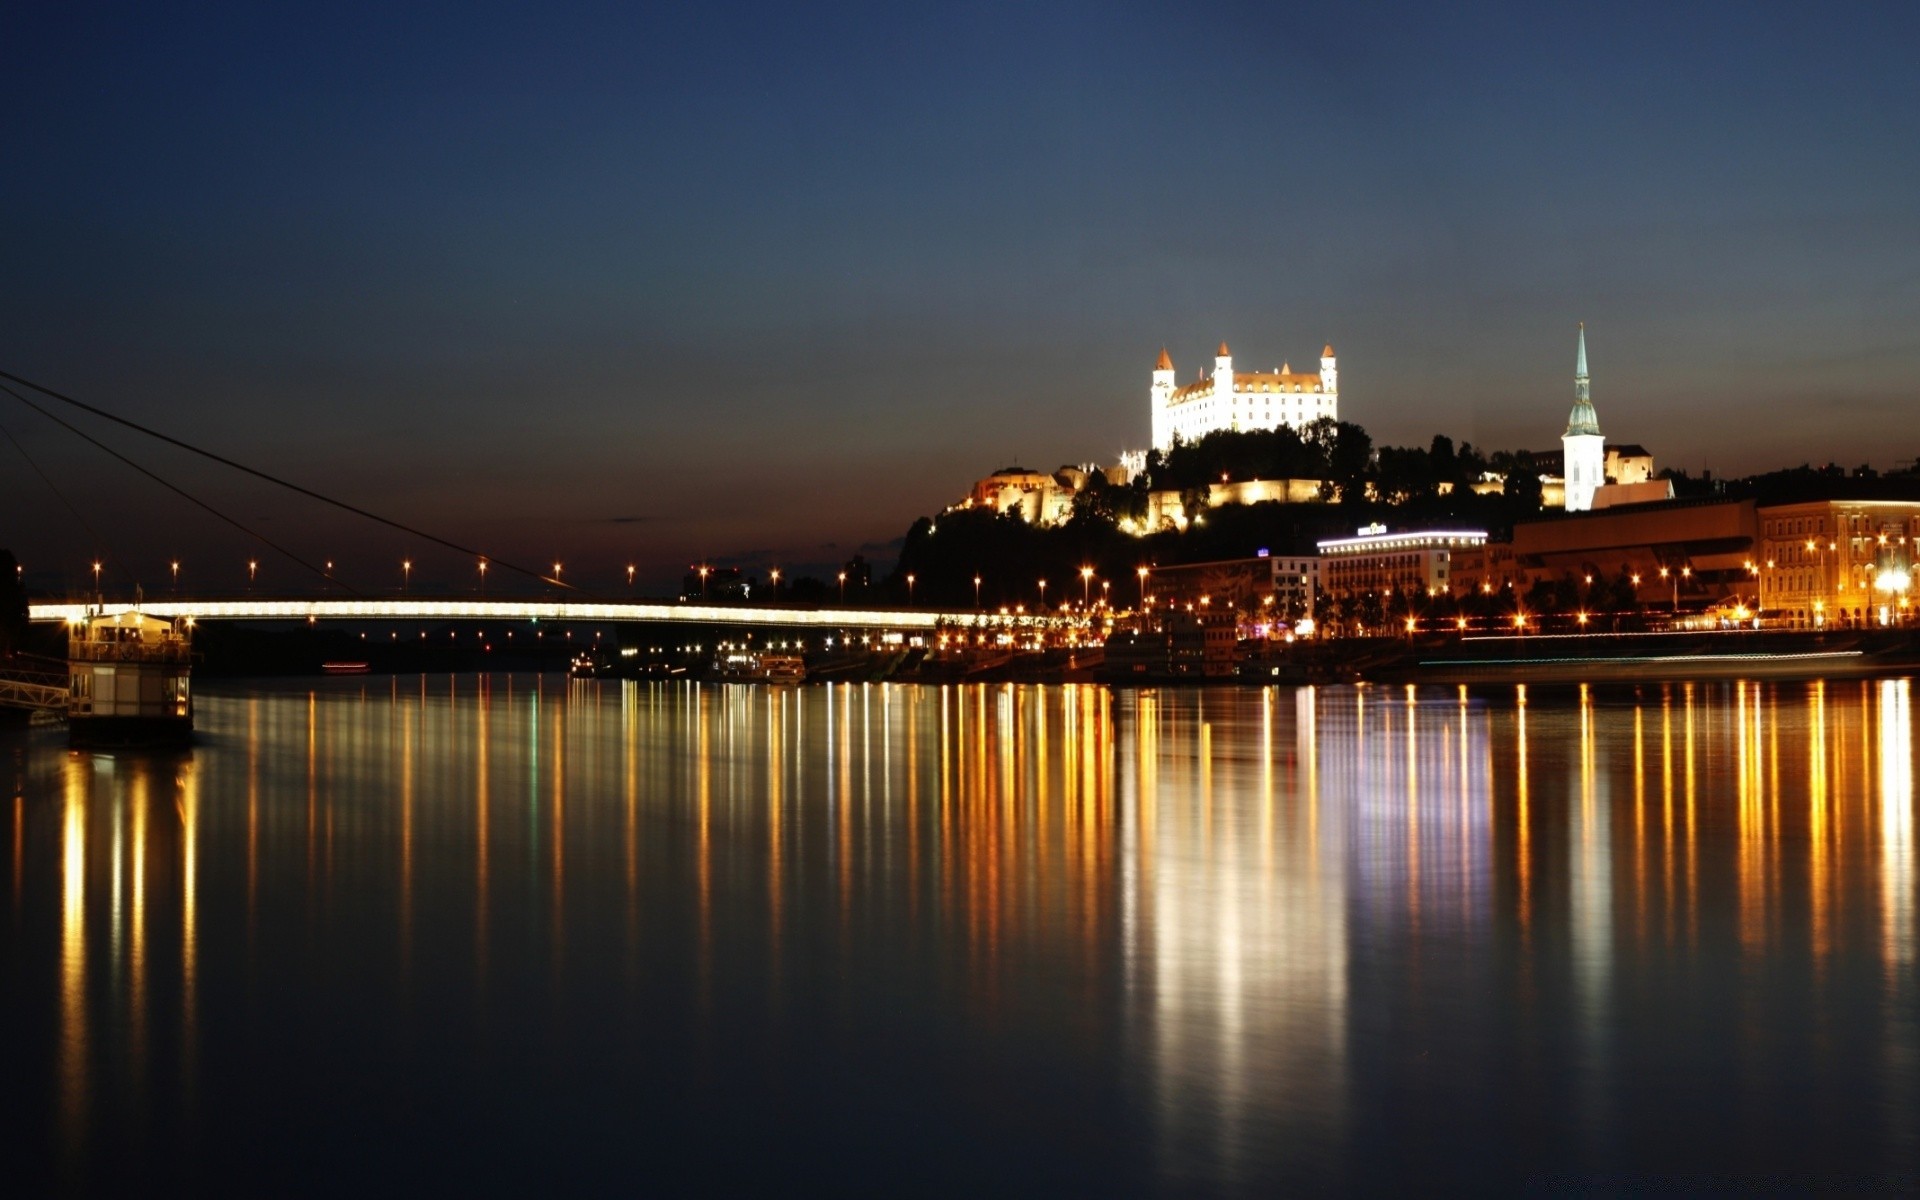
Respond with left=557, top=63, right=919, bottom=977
left=4, top=1, right=1917, bottom=592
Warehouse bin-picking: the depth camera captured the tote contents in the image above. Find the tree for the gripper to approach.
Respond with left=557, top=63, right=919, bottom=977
left=1326, top=422, right=1374, bottom=503
left=1504, top=465, right=1543, bottom=512
left=0, top=550, right=24, bottom=655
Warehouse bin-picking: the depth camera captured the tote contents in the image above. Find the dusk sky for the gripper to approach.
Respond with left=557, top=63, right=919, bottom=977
left=4, top=1, right=1917, bottom=592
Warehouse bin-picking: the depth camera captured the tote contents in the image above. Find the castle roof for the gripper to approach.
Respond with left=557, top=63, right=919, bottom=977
left=1169, top=370, right=1327, bottom=402
left=1323, top=344, right=1335, bottom=357
left=1155, top=347, right=1173, bottom=371
left=1217, top=341, right=1231, bottom=356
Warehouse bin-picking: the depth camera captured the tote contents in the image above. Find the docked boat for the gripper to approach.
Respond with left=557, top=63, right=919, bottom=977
left=712, top=649, right=808, bottom=683
left=762, top=654, right=806, bottom=684
left=67, top=609, right=194, bottom=746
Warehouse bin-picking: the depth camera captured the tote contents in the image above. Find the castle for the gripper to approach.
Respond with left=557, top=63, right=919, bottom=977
left=1149, top=341, right=1338, bottom=452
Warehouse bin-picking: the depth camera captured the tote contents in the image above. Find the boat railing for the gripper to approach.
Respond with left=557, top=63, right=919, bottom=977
left=67, top=639, right=193, bottom=664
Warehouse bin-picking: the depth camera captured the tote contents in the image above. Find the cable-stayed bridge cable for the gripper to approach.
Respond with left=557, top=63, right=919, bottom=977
left=0, top=367, right=575, bottom=593
left=1, top=381, right=359, bottom=595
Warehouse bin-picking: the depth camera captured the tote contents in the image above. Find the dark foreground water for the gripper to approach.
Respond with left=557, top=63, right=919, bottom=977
left=3, top=676, right=1917, bottom=1194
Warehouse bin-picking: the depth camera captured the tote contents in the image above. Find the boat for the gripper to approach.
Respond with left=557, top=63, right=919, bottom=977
left=66, top=609, right=194, bottom=746
left=762, top=654, right=807, bottom=684
left=712, top=649, right=808, bottom=684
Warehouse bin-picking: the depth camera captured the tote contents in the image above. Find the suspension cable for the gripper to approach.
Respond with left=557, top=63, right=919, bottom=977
left=1, top=381, right=360, bottom=596
left=0, top=414, right=123, bottom=586
left=0, top=366, right=574, bottom=592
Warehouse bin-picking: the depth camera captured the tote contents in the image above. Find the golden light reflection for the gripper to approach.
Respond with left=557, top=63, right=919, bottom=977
left=11, top=672, right=1919, bottom=1188
left=59, top=758, right=87, bottom=1157
left=1878, top=679, right=1914, bottom=972
left=1809, top=682, right=1830, bottom=966
left=178, top=756, right=199, bottom=1102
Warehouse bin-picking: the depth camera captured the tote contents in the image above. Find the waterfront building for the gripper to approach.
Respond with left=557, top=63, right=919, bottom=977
left=1509, top=496, right=1757, bottom=609
left=1756, top=499, right=1920, bottom=627
left=1315, top=528, right=1486, bottom=602
left=1142, top=553, right=1321, bottom=632
left=1150, top=341, right=1337, bottom=453
left=1562, top=324, right=1606, bottom=512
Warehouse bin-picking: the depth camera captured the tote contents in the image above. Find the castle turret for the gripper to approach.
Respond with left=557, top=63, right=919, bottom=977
left=1212, top=341, right=1233, bottom=403
left=1561, top=324, right=1605, bottom=512
left=1319, top=343, right=1338, bottom=422
left=1150, top=347, right=1176, bottom=452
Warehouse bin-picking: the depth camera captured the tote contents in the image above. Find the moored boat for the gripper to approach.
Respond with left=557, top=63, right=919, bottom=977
left=67, top=610, right=194, bottom=747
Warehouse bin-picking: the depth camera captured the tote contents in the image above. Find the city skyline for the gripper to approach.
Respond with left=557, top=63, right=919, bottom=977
left=3, top=1, right=1916, bottom=587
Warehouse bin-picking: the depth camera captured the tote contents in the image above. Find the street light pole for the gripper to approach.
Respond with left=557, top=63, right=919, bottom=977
left=1080, top=566, right=1093, bottom=607
left=1137, top=566, right=1149, bottom=610
left=973, top=574, right=982, bottom=610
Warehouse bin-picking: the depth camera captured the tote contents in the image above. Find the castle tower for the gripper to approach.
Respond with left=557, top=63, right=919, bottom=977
left=1211, top=341, right=1233, bottom=414
left=1561, top=324, right=1605, bottom=512
left=1319, top=344, right=1338, bottom=422
left=1150, top=347, right=1175, bottom=452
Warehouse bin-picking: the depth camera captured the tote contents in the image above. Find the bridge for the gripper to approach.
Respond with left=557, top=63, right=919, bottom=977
left=27, top=597, right=1052, bottom=632
left=0, top=656, right=67, bottom=716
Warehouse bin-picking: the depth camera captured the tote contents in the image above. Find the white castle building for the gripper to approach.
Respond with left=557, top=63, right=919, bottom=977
left=1562, top=324, right=1605, bottom=512
left=1150, top=341, right=1338, bottom=452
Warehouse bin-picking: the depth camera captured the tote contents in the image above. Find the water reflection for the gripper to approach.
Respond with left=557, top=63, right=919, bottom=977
left=5, top=674, right=1920, bottom=1190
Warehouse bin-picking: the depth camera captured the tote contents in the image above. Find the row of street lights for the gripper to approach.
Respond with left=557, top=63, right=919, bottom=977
left=68, top=556, right=1167, bottom=610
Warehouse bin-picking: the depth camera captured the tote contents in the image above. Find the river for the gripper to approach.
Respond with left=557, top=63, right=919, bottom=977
left=4, top=676, right=1916, bottom=1193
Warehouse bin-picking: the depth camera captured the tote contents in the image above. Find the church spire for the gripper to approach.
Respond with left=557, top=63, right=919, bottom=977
left=1565, top=322, right=1600, bottom=437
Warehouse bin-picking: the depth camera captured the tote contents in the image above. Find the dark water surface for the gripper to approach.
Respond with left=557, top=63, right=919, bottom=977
left=4, top=676, right=1917, bottom=1193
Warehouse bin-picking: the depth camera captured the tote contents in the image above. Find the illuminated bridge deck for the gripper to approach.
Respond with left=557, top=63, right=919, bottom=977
left=27, top=598, right=1021, bottom=631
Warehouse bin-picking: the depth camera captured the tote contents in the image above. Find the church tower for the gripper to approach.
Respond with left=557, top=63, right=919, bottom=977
left=1561, top=324, right=1605, bottom=512
left=1150, top=347, right=1175, bottom=452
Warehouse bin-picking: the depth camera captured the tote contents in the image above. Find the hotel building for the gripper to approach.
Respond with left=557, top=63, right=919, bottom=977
left=1315, top=528, right=1488, bottom=602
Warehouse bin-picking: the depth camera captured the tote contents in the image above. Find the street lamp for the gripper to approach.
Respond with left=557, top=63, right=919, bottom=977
left=1037, top=578, right=1047, bottom=609
left=553, top=561, right=564, bottom=585
left=402, top=559, right=411, bottom=592
left=907, top=573, right=916, bottom=605
left=837, top=571, right=846, bottom=603
left=478, top=558, right=488, bottom=594
left=91, top=560, right=101, bottom=595
left=973, top=574, right=982, bottom=609
left=627, top=564, right=636, bottom=588
left=1137, top=565, right=1149, bottom=609
left=248, top=558, right=258, bottom=588
left=1080, top=566, right=1093, bottom=607
left=171, top=559, right=181, bottom=593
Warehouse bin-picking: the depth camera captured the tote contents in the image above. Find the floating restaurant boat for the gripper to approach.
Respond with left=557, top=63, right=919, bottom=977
left=761, top=654, right=806, bottom=684
left=66, top=609, right=194, bottom=746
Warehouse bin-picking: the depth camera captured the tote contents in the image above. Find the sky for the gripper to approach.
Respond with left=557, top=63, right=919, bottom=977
left=3, top=0, right=1917, bottom=593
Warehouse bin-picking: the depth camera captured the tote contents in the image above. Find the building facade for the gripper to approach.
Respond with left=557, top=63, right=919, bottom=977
left=1756, top=499, right=1920, bottom=627
left=1151, top=342, right=1337, bottom=452
left=1142, top=553, right=1321, bottom=632
left=1315, top=528, right=1487, bottom=602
